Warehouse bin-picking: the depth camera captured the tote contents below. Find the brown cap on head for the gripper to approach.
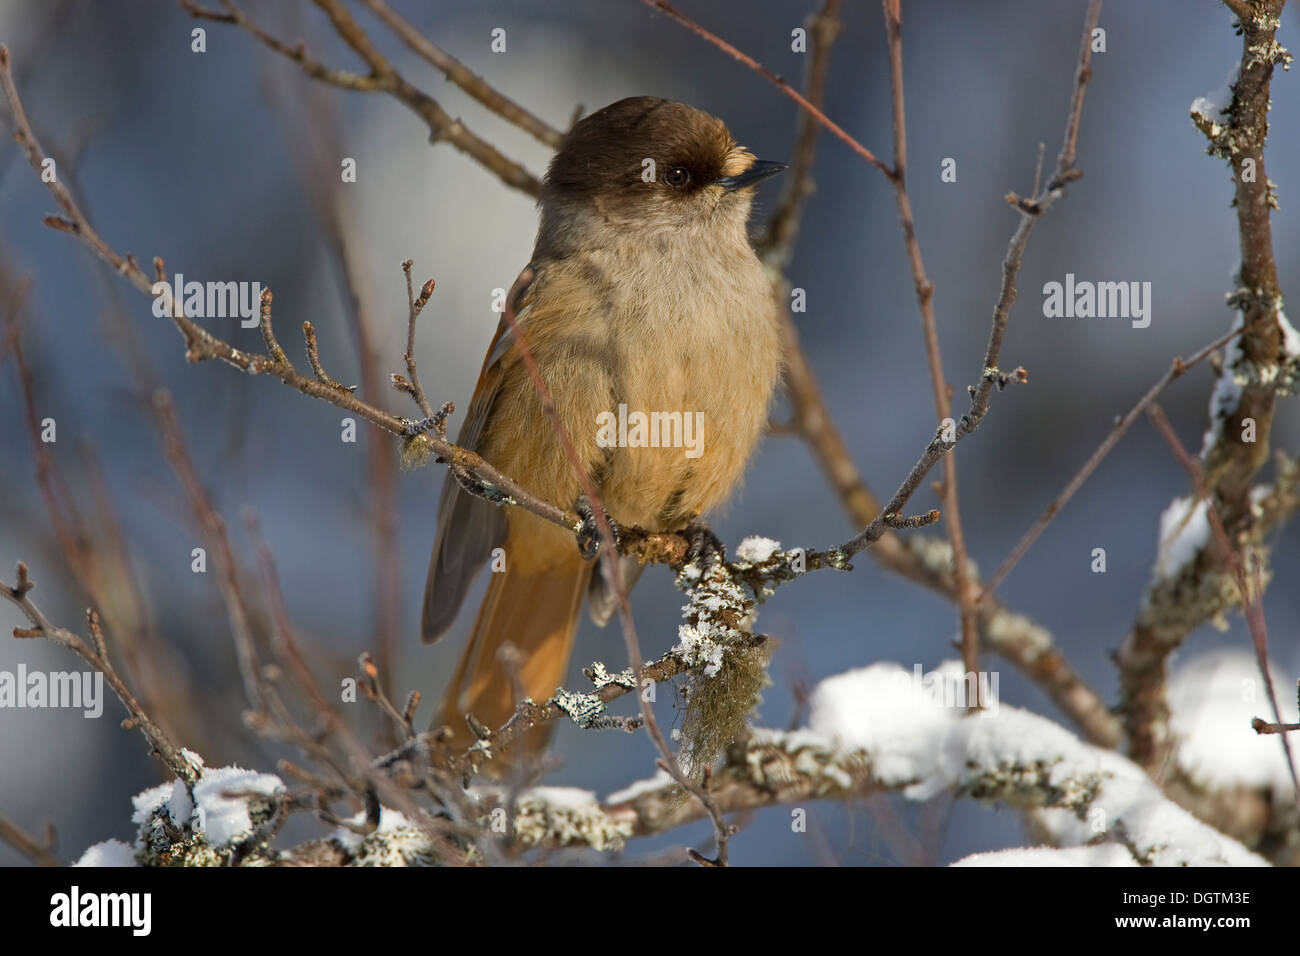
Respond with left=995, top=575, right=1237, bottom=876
left=543, top=97, right=784, bottom=210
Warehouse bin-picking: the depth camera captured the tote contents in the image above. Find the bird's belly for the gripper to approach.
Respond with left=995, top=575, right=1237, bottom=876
left=598, top=317, right=778, bottom=530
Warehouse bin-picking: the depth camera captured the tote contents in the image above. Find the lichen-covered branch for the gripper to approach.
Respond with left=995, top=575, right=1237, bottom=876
left=1118, top=0, right=1297, bottom=773
left=558, top=663, right=1265, bottom=865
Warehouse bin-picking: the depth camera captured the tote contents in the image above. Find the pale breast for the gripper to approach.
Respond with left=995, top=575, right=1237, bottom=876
left=593, top=227, right=782, bottom=528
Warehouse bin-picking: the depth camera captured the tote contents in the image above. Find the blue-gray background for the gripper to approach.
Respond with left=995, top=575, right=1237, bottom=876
left=1, top=0, right=1297, bottom=866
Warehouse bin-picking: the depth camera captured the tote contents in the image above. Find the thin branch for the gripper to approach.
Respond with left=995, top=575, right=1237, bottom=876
left=757, top=0, right=842, bottom=264
left=1254, top=718, right=1300, bottom=735
left=445, top=649, right=698, bottom=777
left=402, top=262, right=437, bottom=421
left=880, top=0, right=980, bottom=685
left=980, top=317, right=1258, bottom=600
left=181, top=0, right=543, bottom=197
left=258, top=288, right=289, bottom=365
left=5, top=294, right=91, bottom=591
left=0, top=47, right=576, bottom=534
left=152, top=389, right=265, bottom=712
left=831, top=0, right=1102, bottom=566
left=964, top=0, right=1101, bottom=435
left=357, top=0, right=564, bottom=148
left=0, top=815, right=61, bottom=867
left=637, top=0, right=893, bottom=179
left=1, top=562, right=198, bottom=788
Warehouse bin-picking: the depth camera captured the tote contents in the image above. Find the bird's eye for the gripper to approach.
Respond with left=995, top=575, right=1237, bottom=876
left=664, top=166, right=691, bottom=188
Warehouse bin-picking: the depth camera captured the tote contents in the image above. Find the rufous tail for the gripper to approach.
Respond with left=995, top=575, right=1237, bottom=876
left=439, top=554, right=593, bottom=756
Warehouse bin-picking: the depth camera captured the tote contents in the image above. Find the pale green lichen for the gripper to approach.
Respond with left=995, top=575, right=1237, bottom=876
left=586, top=661, right=636, bottom=689
left=478, top=788, right=633, bottom=852
left=671, top=559, right=771, bottom=777
left=334, top=811, right=439, bottom=867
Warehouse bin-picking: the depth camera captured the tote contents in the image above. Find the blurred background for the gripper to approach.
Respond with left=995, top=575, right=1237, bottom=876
left=1, top=0, right=1297, bottom=866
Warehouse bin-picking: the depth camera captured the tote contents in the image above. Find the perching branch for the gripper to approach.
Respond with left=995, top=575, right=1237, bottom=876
left=487, top=267, right=738, bottom=866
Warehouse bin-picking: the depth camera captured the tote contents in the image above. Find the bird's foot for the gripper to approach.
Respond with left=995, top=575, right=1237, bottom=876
left=682, top=521, right=726, bottom=568
left=401, top=417, right=436, bottom=438
left=401, top=404, right=453, bottom=438
left=575, top=496, right=620, bottom=559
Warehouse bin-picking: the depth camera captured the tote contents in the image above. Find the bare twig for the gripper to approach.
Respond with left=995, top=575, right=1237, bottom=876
left=5, top=296, right=92, bottom=596
left=445, top=642, right=789, bottom=778
left=965, top=0, right=1101, bottom=436
left=357, top=0, right=564, bottom=148
left=757, top=0, right=842, bottom=264
left=302, top=320, right=353, bottom=391
left=0, top=47, right=579, bottom=536
left=981, top=318, right=1259, bottom=600
left=1, top=562, right=198, bottom=788
left=258, top=288, right=289, bottom=365
left=1254, top=718, right=1300, bottom=735
left=830, top=0, right=1102, bottom=567
left=269, top=76, right=403, bottom=705
left=880, top=0, right=980, bottom=684
left=402, top=262, right=438, bottom=422
left=637, top=0, right=893, bottom=179
left=358, top=651, right=418, bottom=739
left=152, top=389, right=265, bottom=712
left=0, top=815, right=61, bottom=867
left=182, top=0, right=542, bottom=196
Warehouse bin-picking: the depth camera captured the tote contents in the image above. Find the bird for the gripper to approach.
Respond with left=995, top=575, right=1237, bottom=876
left=421, top=96, right=785, bottom=754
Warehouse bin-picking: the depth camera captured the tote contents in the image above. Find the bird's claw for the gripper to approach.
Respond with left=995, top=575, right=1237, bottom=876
left=682, top=522, right=726, bottom=568
left=575, top=496, right=620, bottom=559
left=402, top=417, right=436, bottom=438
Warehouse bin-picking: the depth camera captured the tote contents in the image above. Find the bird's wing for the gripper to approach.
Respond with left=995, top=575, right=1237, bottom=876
left=420, top=267, right=540, bottom=644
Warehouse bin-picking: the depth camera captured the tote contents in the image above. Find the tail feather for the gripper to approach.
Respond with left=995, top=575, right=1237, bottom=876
left=439, top=554, right=593, bottom=753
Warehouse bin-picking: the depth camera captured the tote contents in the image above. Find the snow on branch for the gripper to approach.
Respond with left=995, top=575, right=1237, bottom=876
left=598, top=662, right=1267, bottom=865
left=70, top=659, right=1271, bottom=866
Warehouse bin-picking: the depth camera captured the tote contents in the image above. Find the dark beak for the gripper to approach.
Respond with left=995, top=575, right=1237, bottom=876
left=716, top=159, right=787, bottom=194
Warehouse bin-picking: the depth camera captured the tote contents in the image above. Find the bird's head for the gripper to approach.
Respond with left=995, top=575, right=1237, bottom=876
left=540, top=96, right=785, bottom=243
